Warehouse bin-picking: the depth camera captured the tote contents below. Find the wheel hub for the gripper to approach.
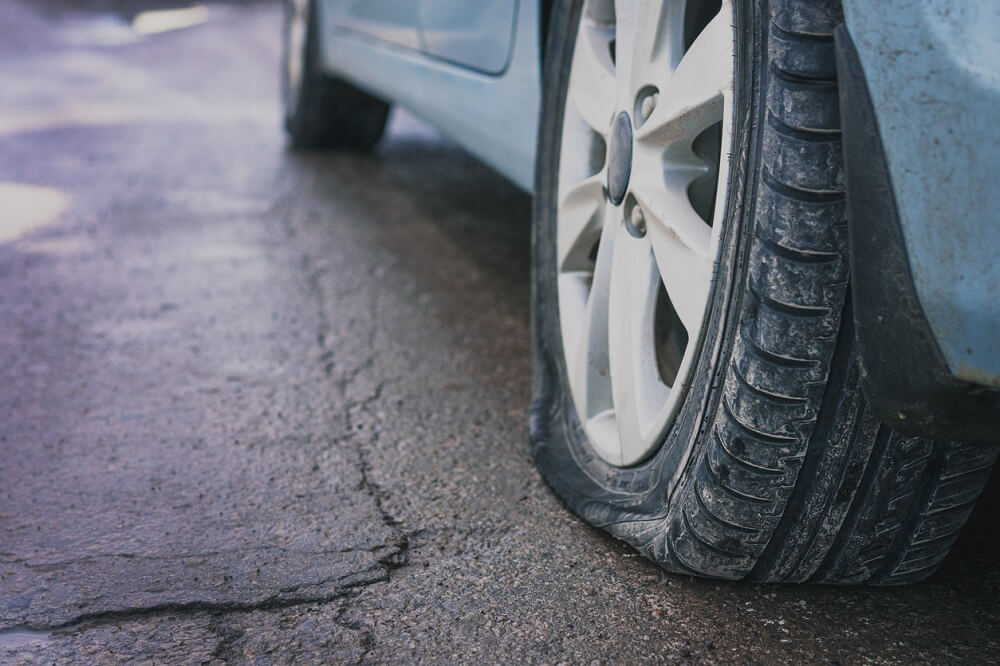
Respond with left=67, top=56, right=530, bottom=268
left=606, top=112, right=633, bottom=206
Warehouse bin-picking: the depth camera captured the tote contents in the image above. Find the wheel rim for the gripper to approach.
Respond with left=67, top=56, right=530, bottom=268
left=283, top=0, right=309, bottom=109
left=556, top=0, right=735, bottom=467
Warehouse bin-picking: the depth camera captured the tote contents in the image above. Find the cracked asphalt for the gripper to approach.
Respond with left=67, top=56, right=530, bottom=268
left=1, top=1, right=998, bottom=663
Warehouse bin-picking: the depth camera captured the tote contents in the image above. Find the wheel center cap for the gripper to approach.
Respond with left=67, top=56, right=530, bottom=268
left=606, top=112, right=633, bottom=206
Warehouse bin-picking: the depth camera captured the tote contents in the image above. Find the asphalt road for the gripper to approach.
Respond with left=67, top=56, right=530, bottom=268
left=1, top=1, right=998, bottom=663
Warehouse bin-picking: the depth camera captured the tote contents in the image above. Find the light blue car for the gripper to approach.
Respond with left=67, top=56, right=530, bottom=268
left=281, top=0, right=1000, bottom=585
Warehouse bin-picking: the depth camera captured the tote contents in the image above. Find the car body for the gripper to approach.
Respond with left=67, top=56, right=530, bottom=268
left=306, top=0, right=1000, bottom=443
left=283, top=0, right=1000, bottom=584
left=315, top=0, right=540, bottom=189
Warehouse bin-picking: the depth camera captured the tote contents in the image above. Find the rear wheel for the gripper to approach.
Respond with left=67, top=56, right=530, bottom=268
left=282, top=0, right=389, bottom=150
left=530, top=0, right=998, bottom=584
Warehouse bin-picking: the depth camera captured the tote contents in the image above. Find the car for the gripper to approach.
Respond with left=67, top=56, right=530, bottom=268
left=281, top=0, right=1000, bottom=585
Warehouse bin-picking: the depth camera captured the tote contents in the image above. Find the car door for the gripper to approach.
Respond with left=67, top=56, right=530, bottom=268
left=315, top=0, right=541, bottom=189
left=417, top=0, right=518, bottom=74
left=323, top=0, right=422, bottom=51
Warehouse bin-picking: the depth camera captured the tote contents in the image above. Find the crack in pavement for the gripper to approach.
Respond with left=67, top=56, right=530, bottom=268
left=284, top=188, right=415, bottom=565
left=0, top=543, right=407, bottom=571
left=276, top=196, right=418, bottom=653
left=0, top=556, right=408, bottom=634
left=0, top=195, right=416, bottom=644
left=0, top=584, right=368, bottom=635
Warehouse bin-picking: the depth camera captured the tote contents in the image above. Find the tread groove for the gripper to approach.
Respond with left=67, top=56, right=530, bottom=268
left=693, top=479, right=764, bottom=534
left=769, top=62, right=836, bottom=88
left=749, top=295, right=854, bottom=581
left=939, top=461, right=997, bottom=481
left=763, top=167, right=845, bottom=202
left=788, top=396, right=869, bottom=580
left=702, top=457, right=773, bottom=504
left=721, top=400, right=799, bottom=446
left=810, top=425, right=894, bottom=582
left=741, top=328, right=819, bottom=369
left=767, top=111, right=841, bottom=142
left=757, top=236, right=842, bottom=264
left=924, top=496, right=979, bottom=516
left=769, top=20, right=835, bottom=44
left=751, top=284, right=831, bottom=319
left=682, top=508, right=745, bottom=559
left=731, top=362, right=809, bottom=406
left=871, top=443, right=940, bottom=582
left=907, top=531, right=962, bottom=548
left=716, top=431, right=787, bottom=476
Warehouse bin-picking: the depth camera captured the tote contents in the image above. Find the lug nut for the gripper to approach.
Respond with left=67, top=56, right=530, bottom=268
left=640, top=93, right=658, bottom=122
left=626, top=205, right=647, bottom=238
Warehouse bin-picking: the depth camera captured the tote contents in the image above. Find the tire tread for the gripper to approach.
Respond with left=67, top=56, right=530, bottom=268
left=652, top=0, right=996, bottom=585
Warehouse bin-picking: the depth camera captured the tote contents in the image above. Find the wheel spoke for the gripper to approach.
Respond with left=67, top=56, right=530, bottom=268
left=650, top=223, right=714, bottom=338
left=568, top=18, right=616, bottom=137
left=607, top=222, right=669, bottom=463
left=564, top=217, right=617, bottom=434
left=556, top=174, right=606, bottom=272
left=630, top=167, right=712, bottom=257
left=651, top=226, right=714, bottom=339
left=610, top=0, right=637, bottom=109
left=635, top=3, right=733, bottom=144
left=617, top=1, right=686, bottom=109
left=631, top=171, right=715, bottom=336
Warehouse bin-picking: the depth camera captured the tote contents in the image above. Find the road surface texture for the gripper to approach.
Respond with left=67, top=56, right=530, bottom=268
left=1, top=1, right=998, bottom=663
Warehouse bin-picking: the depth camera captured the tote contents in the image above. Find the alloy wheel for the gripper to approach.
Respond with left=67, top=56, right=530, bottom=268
left=556, top=0, right=735, bottom=466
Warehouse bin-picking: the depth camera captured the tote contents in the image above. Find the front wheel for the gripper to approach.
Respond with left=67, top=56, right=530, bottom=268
left=530, top=0, right=997, bottom=584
